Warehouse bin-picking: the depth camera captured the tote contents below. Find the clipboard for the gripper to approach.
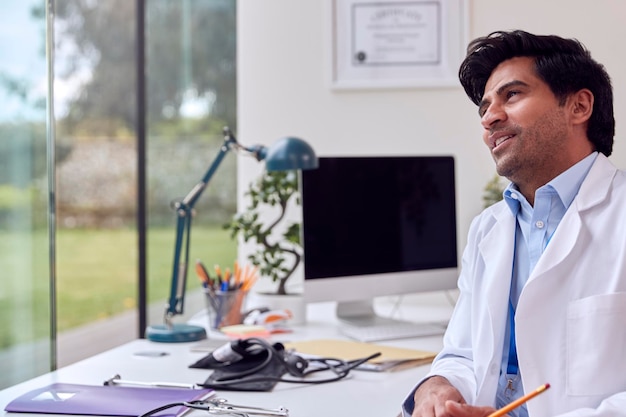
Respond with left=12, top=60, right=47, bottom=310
left=284, top=339, right=437, bottom=372
left=4, top=383, right=214, bottom=417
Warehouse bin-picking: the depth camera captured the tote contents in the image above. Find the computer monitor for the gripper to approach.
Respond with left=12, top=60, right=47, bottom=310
left=301, top=155, right=458, bottom=330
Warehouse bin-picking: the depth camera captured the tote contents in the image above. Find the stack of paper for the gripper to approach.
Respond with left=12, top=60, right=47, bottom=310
left=284, top=339, right=437, bottom=372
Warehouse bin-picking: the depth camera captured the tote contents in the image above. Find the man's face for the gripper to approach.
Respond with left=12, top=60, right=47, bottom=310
left=478, top=56, right=571, bottom=190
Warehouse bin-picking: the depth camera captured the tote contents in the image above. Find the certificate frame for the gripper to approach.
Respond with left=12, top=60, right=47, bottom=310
left=330, top=0, right=469, bottom=90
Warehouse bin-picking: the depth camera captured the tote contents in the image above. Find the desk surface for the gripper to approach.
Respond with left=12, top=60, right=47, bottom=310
left=0, top=297, right=452, bottom=417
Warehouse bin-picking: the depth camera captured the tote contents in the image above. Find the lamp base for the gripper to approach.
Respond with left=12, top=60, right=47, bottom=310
left=145, top=323, right=207, bottom=343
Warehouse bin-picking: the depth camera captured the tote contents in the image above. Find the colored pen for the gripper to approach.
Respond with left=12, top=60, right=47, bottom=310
left=214, top=264, right=222, bottom=285
left=224, top=267, right=232, bottom=288
left=195, top=260, right=210, bottom=288
left=487, top=383, right=550, bottom=417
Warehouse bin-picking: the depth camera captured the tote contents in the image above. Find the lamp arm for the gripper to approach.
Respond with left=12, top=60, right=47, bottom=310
left=164, top=129, right=241, bottom=321
left=148, top=126, right=316, bottom=341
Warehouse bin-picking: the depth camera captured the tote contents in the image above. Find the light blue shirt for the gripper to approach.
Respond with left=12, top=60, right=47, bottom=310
left=401, top=152, right=598, bottom=417
left=496, top=152, right=598, bottom=417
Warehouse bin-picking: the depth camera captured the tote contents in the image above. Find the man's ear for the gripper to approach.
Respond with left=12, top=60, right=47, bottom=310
left=570, top=88, right=594, bottom=125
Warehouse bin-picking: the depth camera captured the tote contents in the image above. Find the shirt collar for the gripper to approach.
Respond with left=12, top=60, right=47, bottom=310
left=549, top=152, right=597, bottom=208
left=502, top=152, right=598, bottom=215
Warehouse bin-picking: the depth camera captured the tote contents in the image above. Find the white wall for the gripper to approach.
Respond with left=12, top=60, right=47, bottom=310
left=236, top=0, right=626, bottom=289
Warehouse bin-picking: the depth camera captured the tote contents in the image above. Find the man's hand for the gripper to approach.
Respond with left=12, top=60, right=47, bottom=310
left=443, top=401, right=499, bottom=417
left=411, top=376, right=501, bottom=417
left=411, top=376, right=466, bottom=417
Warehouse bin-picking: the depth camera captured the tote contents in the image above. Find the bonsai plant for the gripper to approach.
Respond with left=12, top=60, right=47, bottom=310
left=224, top=169, right=302, bottom=295
left=483, top=173, right=506, bottom=208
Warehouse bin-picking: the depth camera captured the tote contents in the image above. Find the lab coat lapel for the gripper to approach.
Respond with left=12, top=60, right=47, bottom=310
left=475, top=204, right=516, bottom=394
left=479, top=205, right=516, bottom=316
left=528, top=154, right=615, bottom=283
left=530, top=211, right=581, bottom=281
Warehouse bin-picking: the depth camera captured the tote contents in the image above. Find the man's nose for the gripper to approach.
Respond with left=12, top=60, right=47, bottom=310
left=481, top=103, right=506, bottom=129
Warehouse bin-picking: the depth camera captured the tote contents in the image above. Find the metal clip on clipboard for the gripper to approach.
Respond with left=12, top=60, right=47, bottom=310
left=106, top=375, right=289, bottom=417
left=184, top=398, right=289, bottom=417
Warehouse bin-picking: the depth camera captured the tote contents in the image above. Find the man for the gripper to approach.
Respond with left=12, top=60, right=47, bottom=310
left=403, top=30, right=626, bottom=417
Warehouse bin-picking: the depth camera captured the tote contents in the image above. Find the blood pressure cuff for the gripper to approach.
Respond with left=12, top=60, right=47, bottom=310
left=190, top=342, right=287, bottom=392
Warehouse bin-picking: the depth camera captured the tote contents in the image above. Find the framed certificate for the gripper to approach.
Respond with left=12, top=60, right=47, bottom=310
left=330, top=0, right=468, bottom=89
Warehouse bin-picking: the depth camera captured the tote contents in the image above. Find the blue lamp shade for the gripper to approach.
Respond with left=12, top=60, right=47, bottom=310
left=264, top=137, right=319, bottom=171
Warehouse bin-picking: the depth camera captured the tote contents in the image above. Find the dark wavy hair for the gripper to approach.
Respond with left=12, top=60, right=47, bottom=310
left=459, top=30, right=615, bottom=156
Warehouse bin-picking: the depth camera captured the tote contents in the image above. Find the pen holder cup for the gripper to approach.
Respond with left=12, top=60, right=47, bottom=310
left=204, top=288, right=246, bottom=330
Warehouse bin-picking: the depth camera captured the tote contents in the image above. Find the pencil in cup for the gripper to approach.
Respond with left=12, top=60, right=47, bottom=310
left=201, top=262, right=259, bottom=329
left=222, top=289, right=247, bottom=328
left=204, top=288, right=246, bottom=329
left=216, top=266, right=259, bottom=327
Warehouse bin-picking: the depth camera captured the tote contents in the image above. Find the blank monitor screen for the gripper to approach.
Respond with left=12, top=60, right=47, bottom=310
left=301, top=155, right=458, bottom=303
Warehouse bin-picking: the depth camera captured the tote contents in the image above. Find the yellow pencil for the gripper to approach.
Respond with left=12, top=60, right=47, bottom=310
left=234, top=261, right=241, bottom=286
left=487, top=383, right=550, bottom=417
left=242, top=266, right=259, bottom=291
left=214, top=264, right=222, bottom=284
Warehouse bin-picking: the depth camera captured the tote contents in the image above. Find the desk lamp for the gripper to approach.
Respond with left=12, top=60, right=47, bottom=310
left=146, top=126, right=318, bottom=343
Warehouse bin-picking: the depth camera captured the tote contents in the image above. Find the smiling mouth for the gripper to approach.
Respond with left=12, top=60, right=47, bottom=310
left=494, top=134, right=514, bottom=148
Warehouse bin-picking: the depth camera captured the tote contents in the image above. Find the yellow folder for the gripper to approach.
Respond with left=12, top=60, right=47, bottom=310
left=284, top=338, right=437, bottom=372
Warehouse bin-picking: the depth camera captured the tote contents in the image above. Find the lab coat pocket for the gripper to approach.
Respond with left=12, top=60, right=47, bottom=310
left=566, top=292, right=626, bottom=396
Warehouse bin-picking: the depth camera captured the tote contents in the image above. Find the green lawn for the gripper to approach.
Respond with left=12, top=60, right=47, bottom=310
left=56, top=225, right=237, bottom=331
left=0, top=226, right=236, bottom=347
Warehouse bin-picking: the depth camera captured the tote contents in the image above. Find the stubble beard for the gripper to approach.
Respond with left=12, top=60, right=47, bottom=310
left=492, top=109, right=568, bottom=188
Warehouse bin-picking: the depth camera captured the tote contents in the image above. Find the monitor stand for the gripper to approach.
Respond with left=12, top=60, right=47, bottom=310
left=335, top=300, right=447, bottom=342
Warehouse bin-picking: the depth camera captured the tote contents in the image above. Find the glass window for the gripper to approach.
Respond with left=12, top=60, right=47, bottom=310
left=0, top=1, right=237, bottom=385
left=145, top=0, right=237, bottom=331
left=53, top=0, right=140, bottom=366
left=52, top=0, right=237, bottom=362
left=0, top=0, right=51, bottom=389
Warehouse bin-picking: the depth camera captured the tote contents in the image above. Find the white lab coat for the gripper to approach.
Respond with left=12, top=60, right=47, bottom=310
left=422, top=154, right=626, bottom=416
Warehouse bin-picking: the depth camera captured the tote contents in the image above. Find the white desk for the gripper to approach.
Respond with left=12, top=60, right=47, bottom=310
left=0, top=297, right=451, bottom=417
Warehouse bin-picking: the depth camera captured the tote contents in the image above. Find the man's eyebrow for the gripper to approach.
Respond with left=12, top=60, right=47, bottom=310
left=478, top=80, right=531, bottom=115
